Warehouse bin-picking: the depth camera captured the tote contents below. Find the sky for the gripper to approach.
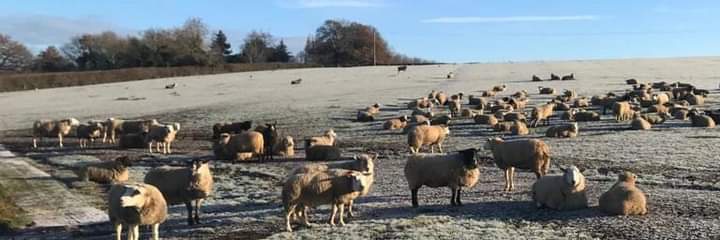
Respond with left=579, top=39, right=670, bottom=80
left=1, top=0, right=720, bottom=63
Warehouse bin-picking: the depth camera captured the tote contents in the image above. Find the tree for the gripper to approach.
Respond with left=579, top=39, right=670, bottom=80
left=305, top=19, right=392, bottom=66
left=269, top=39, right=291, bottom=62
left=241, top=31, right=274, bottom=64
left=209, top=30, right=232, bottom=65
left=0, top=34, right=33, bottom=71
left=33, top=46, right=73, bottom=72
left=172, top=18, right=209, bottom=66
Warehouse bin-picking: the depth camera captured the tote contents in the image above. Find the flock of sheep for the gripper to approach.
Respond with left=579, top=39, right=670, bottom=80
left=25, top=68, right=718, bottom=239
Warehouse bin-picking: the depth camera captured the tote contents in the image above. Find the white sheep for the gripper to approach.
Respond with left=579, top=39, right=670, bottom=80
left=599, top=171, right=648, bottom=216
left=407, top=124, right=450, bottom=153
left=531, top=166, right=588, bottom=210
left=274, top=136, right=295, bottom=157
left=309, top=129, right=337, bottom=146
left=32, top=118, right=80, bottom=148
left=404, top=148, right=480, bottom=207
left=384, top=115, right=409, bottom=130
left=145, top=122, right=180, bottom=154
left=144, top=159, right=214, bottom=225
left=213, top=132, right=264, bottom=161
left=484, top=138, right=551, bottom=191
left=77, top=156, right=132, bottom=184
left=108, top=183, right=167, bottom=240
left=545, top=123, right=579, bottom=138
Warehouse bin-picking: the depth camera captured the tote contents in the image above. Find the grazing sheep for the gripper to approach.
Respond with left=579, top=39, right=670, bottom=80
left=408, top=124, right=450, bottom=153
left=274, top=136, right=295, bottom=157
left=630, top=113, right=652, bottom=130
left=384, top=115, right=409, bottom=130
left=76, top=121, right=104, bottom=148
left=430, top=114, right=452, bottom=126
left=104, top=118, right=157, bottom=144
left=531, top=166, right=588, bottom=210
left=212, top=121, right=252, bottom=139
left=530, top=103, right=556, bottom=127
left=77, top=156, right=132, bottom=183
left=626, top=78, right=638, bottom=85
left=309, top=129, right=337, bottom=146
left=108, top=183, right=167, bottom=240
left=145, top=123, right=181, bottom=154
left=474, top=114, right=499, bottom=125
left=144, top=159, right=214, bottom=225
left=291, top=78, right=302, bottom=85
left=613, top=101, right=635, bottom=122
left=688, top=110, right=716, bottom=128
left=484, top=138, right=551, bottom=191
left=538, top=86, right=555, bottom=95
left=550, top=73, right=560, bottom=80
left=305, top=143, right=343, bottom=161
left=641, top=112, right=671, bottom=124
left=256, top=123, right=279, bottom=161
left=546, top=123, right=579, bottom=138
left=213, top=132, right=264, bottom=161
left=532, top=75, right=542, bottom=81
left=32, top=118, right=80, bottom=148
left=282, top=169, right=369, bottom=232
left=510, top=120, right=529, bottom=136
left=118, top=132, right=148, bottom=149
left=448, top=99, right=462, bottom=117
left=404, top=148, right=480, bottom=207
left=599, top=171, right=648, bottom=216
left=561, top=73, right=575, bottom=80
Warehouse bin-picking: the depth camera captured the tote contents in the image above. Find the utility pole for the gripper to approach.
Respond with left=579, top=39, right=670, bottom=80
left=372, top=28, right=376, bottom=66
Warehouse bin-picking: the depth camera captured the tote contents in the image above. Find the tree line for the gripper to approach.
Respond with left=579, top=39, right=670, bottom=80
left=0, top=18, right=432, bottom=73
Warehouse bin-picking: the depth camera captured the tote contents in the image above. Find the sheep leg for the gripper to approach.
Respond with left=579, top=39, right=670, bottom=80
left=438, top=143, right=444, bottom=153
left=509, top=167, right=516, bottom=191
left=58, top=134, right=64, bottom=148
left=430, top=145, right=435, bottom=153
left=285, top=205, right=296, bottom=232
left=132, top=225, right=139, bottom=240
left=411, top=188, right=419, bottom=208
left=347, top=200, right=355, bottom=217
left=504, top=169, right=511, bottom=191
left=151, top=223, right=160, bottom=240
left=156, top=142, right=162, bottom=153
left=450, top=188, right=457, bottom=206
left=455, top=188, right=463, bottom=206
left=329, top=204, right=338, bottom=226
left=194, top=199, right=203, bottom=224
left=338, top=204, right=346, bottom=226
left=114, top=223, right=122, bottom=240
left=148, top=142, right=153, bottom=153
left=32, top=137, right=38, bottom=149
left=185, top=202, right=194, bottom=225
left=167, top=141, right=172, bottom=154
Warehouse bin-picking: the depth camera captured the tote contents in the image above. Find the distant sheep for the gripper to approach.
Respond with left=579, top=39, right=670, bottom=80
left=688, top=110, right=716, bottom=128
left=474, top=114, right=499, bottom=125
left=461, top=109, right=482, bottom=118
left=530, top=103, right=556, bottom=127
left=144, top=159, right=214, bottom=225
left=468, top=95, right=486, bottom=106
left=545, top=123, right=579, bottom=138
left=291, top=78, right=302, bottom=85
left=108, top=183, right=167, bottom=240
left=404, top=148, right=480, bottom=207
left=531, top=166, right=588, bottom=210
left=599, top=171, right=648, bottom=216
left=77, top=156, right=132, bottom=183
left=510, top=120, right=529, bottom=136
left=76, top=121, right=104, bottom=148
left=485, top=138, right=551, bottom=191
left=32, top=118, right=80, bottom=148
left=492, top=85, right=507, bottom=92
left=561, top=73, right=575, bottom=80
left=532, top=75, right=542, bottom=81
left=550, top=73, right=560, bottom=80
left=538, top=86, right=555, bottom=95
left=574, top=110, right=601, bottom=122
left=384, top=115, right=409, bottom=130
left=448, top=99, right=462, bottom=118
left=613, top=101, right=635, bottom=122
left=309, top=129, right=337, bottom=146
left=630, top=113, right=652, bottom=130
left=626, top=78, right=638, bottom=85
left=118, top=132, right=148, bottom=149
left=641, top=112, right=671, bottom=124
left=356, top=111, right=376, bottom=122
left=397, top=65, right=407, bottom=72
left=145, top=122, right=181, bottom=154
left=435, top=92, right=448, bottom=105
left=212, top=121, right=252, bottom=139
left=408, top=124, right=450, bottom=153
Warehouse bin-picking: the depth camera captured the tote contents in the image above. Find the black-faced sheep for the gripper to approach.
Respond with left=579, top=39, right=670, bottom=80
left=384, top=115, right=409, bottom=130
left=144, top=159, right=214, bottom=225
left=545, top=123, right=579, bottom=138
left=599, top=171, right=648, bottom=216
left=77, top=156, right=132, bottom=183
left=404, top=148, right=480, bottom=207
left=145, top=122, right=180, bottom=154
left=532, top=75, right=542, bottom=81
left=531, top=166, right=588, bottom=210
left=538, top=86, right=555, bottom=95
left=492, top=85, right=506, bottom=92
left=474, top=114, right=499, bottom=126
left=688, top=110, right=716, bottom=128
left=484, top=138, right=551, bottom=191
left=32, top=118, right=80, bottom=148
left=108, top=183, right=167, bottom=240
left=561, top=73, right=575, bottom=80
left=76, top=121, right=104, bottom=148
left=550, top=73, right=560, bottom=80
left=408, top=124, right=450, bottom=153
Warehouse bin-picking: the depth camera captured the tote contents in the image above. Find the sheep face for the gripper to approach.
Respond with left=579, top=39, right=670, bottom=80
left=353, top=153, right=377, bottom=174
left=483, top=137, right=502, bottom=151
left=325, top=129, right=337, bottom=138
left=459, top=148, right=479, bottom=169
left=283, top=136, right=294, bottom=148
left=120, top=185, right=147, bottom=209
left=344, top=172, right=366, bottom=193
left=188, top=159, right=212, bottom=195
left=561, top=166, right=583, bottom=188
left=618, top=171, right=637, bottom=184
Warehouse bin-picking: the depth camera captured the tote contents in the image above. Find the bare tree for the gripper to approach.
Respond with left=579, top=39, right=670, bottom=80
left=241, top=31, right=274, bottom=64
left=33, top=46, right=74, bottom=72
left=0, top=34, right=33, bottom=71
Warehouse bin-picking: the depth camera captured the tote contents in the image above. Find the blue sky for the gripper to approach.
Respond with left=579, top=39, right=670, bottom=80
left=1, top=0, right=719, bottom=63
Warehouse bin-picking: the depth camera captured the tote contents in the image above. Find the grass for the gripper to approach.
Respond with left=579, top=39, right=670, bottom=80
left=0, top=184, right=31, bottom=233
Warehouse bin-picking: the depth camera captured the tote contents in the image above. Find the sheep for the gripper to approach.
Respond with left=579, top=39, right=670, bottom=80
left=468, top=95, right=486, bottom=106
left=450, top=92, right=464, bottom=102
left=448, top=99, right=462, bottom=117
left=32, top=118, right=80, bottom=148
left=630, top=113, right=652, bottom=130
left=613, top=101, right=635, bottom=122
left=145, top=122, right=180, bottom=154
left=561, top=109, right=576, bottom=120
left=511, top=90, right=528, bottom=99
left=356, top=111, right=375, bottom=122
left=77, top=156, right=132, bottom=183
left=364, top=103, right=381, bottom=115
left=282, top=169, right=369, bottom=232
left=688, top=110, right=716, bottom=128
left=255, top=123, right=278, bottom=161
left=108, top=183, right=167, bottom=240
left=672, top=107, right=690, bottom=120
left=104, top=118, right=158, bottom=144
left=428, top=90, right=439, bottom=100
left=144, top=159, right=214, bottom=225
left=274, top=136, right=295, bottom=157
left=599, top=171, right=648, bottom=216
left=490, top=102, right=514, bottom=113
left=573, top=97, right=590, bottom=108
left=118, top=132, right=148, bottom=149
left=384, top=115, right=409, bottom=130
left=574, top=110, right=601, bottom=122
left=492, top=85, right=506, bottom=92
left=474, top=114, right=499, bottom=125
left=213, top=132, right=264, bottom=161
left=430, top=114, right=452, bottom=126
left=435, top=92, right=448, bottom=105
left=531, top=166, right=588, bottom=210
left=411, top=107, right=433, bottom=118
left=305, top=143, right=342, bottom=161
left=550, top=73, right=560, bottom=80
left=626, top=78, right=638, bottom=85
left=446, top=72, right=454, bottom=79
left=407, top=97, right=435, bottom=109
left=212, top=121, right=252, bottom=139
left=76, top=121, right=104, bottom=148
left=561, top=73, right=575, bottom=80
left=653, top=93, right=670, bottom=105
left=683, top=93, right=705, bottom=105
left=530, top=103, right=556, bottom=127
left=397, top=65, right=407, bottom=72
left=704, top=110, right=720, bottom=124
left=404, top=148, right=480, bottom=207
left=460, top=109, right=481, bottom=118
left=291, top=78, right=302, bottom=85
left=411, top=114, right=432, bottom=124
left=641, top=112, right=671, bottom=124
left=503, top=112, right=526, bottom=122
left=536, top=86, right=555, bottom=95
left=545, top=123, right=579, bottom=138
left=532, top=75, right=542, bottom=81
left=481, top=90, right=497, bottom=97
left=647, top=103, right=670, bottom=114
left=484, top=138, right=551, bottom=191
left=408, top=124, right=450, bottom=153
left=165, top=82, right=177, bottom=89
left=510, top=120, right=529, bottom=136
left=309, top=129, right=337, bottom=146
left=507, top=97, right=528, bottom=111
left=493, top=122, right=514, bottom=132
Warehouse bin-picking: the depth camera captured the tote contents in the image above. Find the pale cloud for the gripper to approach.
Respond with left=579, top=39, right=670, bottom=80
left=422, top=15, right=599, bottom=24
left=277, top=0, right=385, bottom=8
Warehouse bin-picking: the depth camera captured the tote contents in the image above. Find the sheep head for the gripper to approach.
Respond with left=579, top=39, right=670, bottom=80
left=188, top=158, right=212, bottom=198
left=459, top=148, right=478, bottom=169
left=560, top=166, right=584, bottom=189
left=353, top=153, right=377, bottom=174
left=343, top=171, right=366, bottom=193
left=120, top=184, right=148, bottom=209
left=618, top=171, right=637, bottom=184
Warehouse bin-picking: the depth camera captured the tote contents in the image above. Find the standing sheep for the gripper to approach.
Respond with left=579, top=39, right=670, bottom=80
left=613, top=101, right=635, bottom=122
left=32, top=118, right=80, bottom=148
left=145, top=123, right=180, bottom=154
left=404, top=148, right=480, bottom=207
left=108, top=183, right=167, bottom=240
left=256, top=123, right=278, bottom=161
left=531, top=166, right=588, bottom=210
left=448, top=99, right=462, bottom=118
left=599, top=171, right=648, bottom=216
left=144, top=159, right=214, bottom=225
left=384, top=115, right=409, bottom=130
left=408, top=124, right=450, bottom=153
left=545, top=123, right=579, bottom=138
left=484, top=138, right=551, bottom=191
left=530, top=103, right=556, bottom=127
left=77, top=121, right=105, bottom=148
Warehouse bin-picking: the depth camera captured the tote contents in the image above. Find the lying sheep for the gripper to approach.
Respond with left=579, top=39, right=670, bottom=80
left=599, top=171, right=648, bottom=216
left=32, top=118, right=80, bottom=148
left=647, top=103, right=670, bottom=114
left=574, top=110, right=601, bottom=122
left=573, top=97, right=590, bottom=108
left=145, top=159, right=214, bottom=225
left=146, top=122, right=181, bottom=154
left=538, top=86, right=555, bottom=95
left=531, top=166, right=588, bottom=210
left=613, top=101, right=635, bottom=122
left=212, top=121, right=252, bottom=139
left=689, top=110, right=716, bottom=128
left=105, top=118, right=157, bottom=144
left=274, top=136, right=295, bottom=157
left=384, top=116, right=409, bottom=130
left=532, top=75, right=543, bottom=81
left=561, top=73, right=575, bottom=80
left=213, top=132, right=264, bottom=161
left=683, top=93, right=705, bottom=105
left=510, top=120, right=529, bottom=136
left=530, top=103, right=556, bottom=127
left=630, top=113, right=652, bottom=130
left=118, top=132, right=148, bottom=149
left=485, top=138, right=551, bottom=191
left=309, top=129, right=337, bottom=146
left=411, top=107, right=433, bottom=119
left=428, top=90, right=439, bottom=100
left=404, top=148, right=480, bottom=207
left=672, top=106, right=690, bottom=120
left=282, top=169, right=369, bottom=232
left=356, top=111, right=376, bottom=122
left=77, top=156, right=132, bottom=183
left=546, top=123, right=579, bottom=138
left=626, top=78, right=638, bottom=85
left=408, top=124, right=450, bottom=153
left=503, top=112, right=526, bottom=122
left=641, top=112, right=671, bottom=124
left=550, top=73, right=560, bottom=80
left=430, top=114, right=452, bottom=126
left=461, top=109, right=481, bottom=118
left=492, top=85, right=507, bottom=92
left=493, top=122, right=514, bottom=132
left=364, top=103, right=381, bottom=115
left=76, top=121, right=104, bottom=148
left=108, top=183, right=167, bottom=240
left=408, top=97, right=435, bottom=109
left=481, top=90, right=497, bottom=97
left=305, top=144, right=342, bottom=161
left=435, top=92, right=449, bottom=105
left=474, top=114, right=499, bottom=125
left=653, top=93, right=670, bottom=105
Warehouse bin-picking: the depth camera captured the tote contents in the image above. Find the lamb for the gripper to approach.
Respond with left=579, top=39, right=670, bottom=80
left=282, top=169, right=369, bottom=232
left=77, top=156, right=132, bottom=183
left=561, top=73, right=575, bottom=80
left=630, top=113, right=652, bottom=130
left=641, top=112, right=671, bottom=124
left=492, top=85, right=507, bottom=92
left=274, top=136, right=295, bottom=157
left=108, top=183, right=167, bottom=240
left=213, top=132, right=264, bottom=161
left=144, top=159, right=214, bottom=225
left=474, top=114, right=499, bottom=125
left=531, top=166, right=588, bottom=210
left=530, top=103, right=556, bottom=127
left=309, top=129, right=337, bottom=146
left=510, top=120, right=529, bottom=136
left=408, top=124, right=450, bottom=153
left=305, top=144, right=342, bottom=161
left=532, top=75, right=542, bottom=81
left=118, top=132, right=148, bottom=149
left=212, top=121, right=252, bottom=139
left=599, top=171, right=648, bottom=216
left=688, top=110, right=716, bottom=128
left=76, top=121, right=104, bottom=148
left=545, top=123, right=579, bottom=138
left=104, top=118, right=158, bottom=144
left=145, top=122, right=181, bottom=154
left=613, top=101, right=635, bottom=122
left=384, top=115, right=409, bottom=130
left=448, top=99, right=462, bottom=117
left=32, top=118, right=80, bottom=148
left=484, top=138, right=551, bottom=191
left=404, top=148, right=480, bottom=207
left=538, top=86, right=555, bottom=94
